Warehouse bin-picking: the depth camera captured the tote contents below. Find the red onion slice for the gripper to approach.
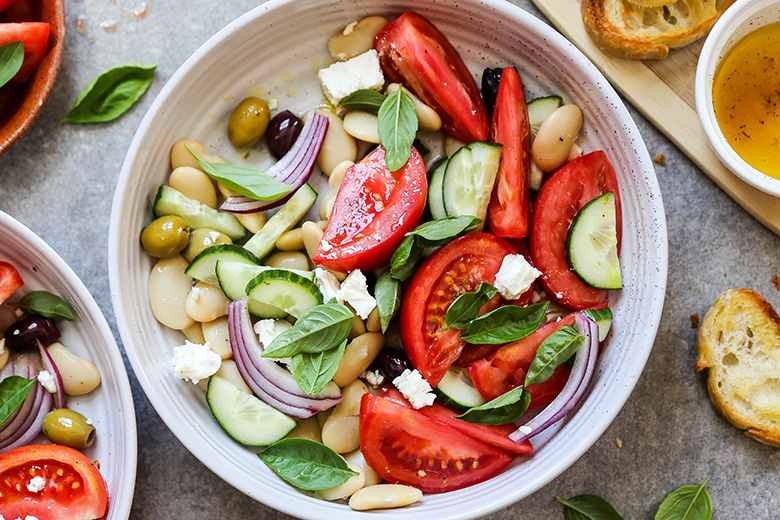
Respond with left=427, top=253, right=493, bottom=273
left=0, top=359, right=39, bottom=440
left=510, top=314, right=599, bottom=443
left=38, top=339, right=66, bottom=409
left=0, top=385, right=51, bottom=452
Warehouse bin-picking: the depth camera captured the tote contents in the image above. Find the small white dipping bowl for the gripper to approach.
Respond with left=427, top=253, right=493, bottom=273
left=695, top=0, right=780, bottom=198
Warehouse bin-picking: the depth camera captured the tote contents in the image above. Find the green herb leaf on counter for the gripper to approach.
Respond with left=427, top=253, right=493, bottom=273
left=454, top=386, right=529, bottom=425
left=525, top=324, right=585, bottom=386
left=443, top=282, right=497, bottom=330
left=13, top=291, right=76, bottom=322
left=557, top=494, right=625, bottom=520
left=655, top=479, right=713, bottom=520
left=62, top=63, right=157, bottom=123
left=0, top=376, right=37, bottom=426
left=375, top=270, right=401, bottom=333
left=262, top=302, right=353, bottom=358
left=289, top=339, right=347, bottom=395
left=460, top=302, right=548, bottom=345
left=0, top=41, right=24, bottom=89
left=407, top=215, right=482, bottom=247
left=258, top=438, right=358, bottom=490
left=338, top=89, right=386, bottom=112
left=186, top=146, right=293, bottom=201
left=378, top=85, right=418, bottom=171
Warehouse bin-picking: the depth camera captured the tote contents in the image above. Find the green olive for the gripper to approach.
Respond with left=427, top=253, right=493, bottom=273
left=227, top=96, right=271, bottom=148
left=182, top=227, right=232, bottom=262
left=141, top=215, right=190, bottom=258
left=42, top=408, right=96, bottom=450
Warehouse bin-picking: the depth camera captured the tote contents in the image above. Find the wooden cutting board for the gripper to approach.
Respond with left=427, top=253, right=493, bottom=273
left=530, top=0, right=780, bottom=235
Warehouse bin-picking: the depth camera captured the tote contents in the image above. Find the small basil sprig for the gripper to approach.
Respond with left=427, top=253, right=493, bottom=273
left=263, top=302, right=353, bottom=358
left=378, top=85, right=418, bottom=171
left=13, top=291, right=76, bottom=322
left=258, top=438, right=358, bottom=490
left=0, top=41, right=24, bottom=89
left=375, top=270, right=401, bottom=333
left=524, top=325, right=584, bottom=386
left=187, top=146, right=292, bottom=201
left=0, top=376, right=37, bottom=426
left=557, top=494, right=625, bottom=520
left=339, top=89, right=386, bottom=112
left=454, top=386, right=529, bottom=425
left=443, top=283, right=497, bottom=330
left=289, top=339, right=347, bottom=395
left=460, top=302, right=548, bottom=345
left=655, top=479, right=713, bottom=520
left=63, top=63, right=157, bottom=123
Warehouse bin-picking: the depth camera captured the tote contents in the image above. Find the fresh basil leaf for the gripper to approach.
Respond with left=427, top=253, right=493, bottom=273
left=63, top=63, right=157, bottom=123
left=460, top=302, right=548, bottom=344
left=389, top=235, right=422, bottom=281
left=13, top=291, right=76, bottom=322
left=378, top=86, right=418, bottom=171
left=655, top=479, right=713, bottom=520
left=0, top=376, right=37, bottom=427
left=408, top=215, right=482, bottom=245
left=525, top=325, right=584, bottom=386
left=454, top=386, right=529, bottom=425
left=263, top=302, right=353, bottom=358
left=443, top=282, right=497, bottom=330
left=557, top=494, right=625, bottom=520
left=0, top=41, right=24, bottom=89
left=289, top=340, right=347, bottom=395
left=258, top=438, right=358, bottom=490
left=339, top=89, right=386, bottom=112
left=413, top=138, right=430, bottom=158
left=375, top=270, right=401, bottom=333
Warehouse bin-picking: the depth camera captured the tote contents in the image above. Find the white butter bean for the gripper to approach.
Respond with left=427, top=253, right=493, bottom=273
left=343, top=111, right=381, bottom=144
left=265, top=251, right=310, bottom=271
left=149, top=255, right=194, bottom=330
left=170, top=140, right=226, bottom=170
left=169, top=166, right=217, bottom=208
left=186, top=282, right=229, bottom=323
left=47, top=342, right=101, bottom=396
left=0, top=340, right=9, bottom=371
left=316, top=462, right=365, bottom=500
left=333, top=332, right=385, bottom=388
left=343, top=449, right=382, bottom=487
left=215, top=360, right=251, bottom=393
left=235, top=212, right=266, bottom=234
left=301, top=221, right=324, bottom=261
left=444, top=135, right=467, bottom=157
left=181, top=322, right=206, bottom=344
left=365, top=308, right=381, bottom=332
left=386, top=83, right=442, bottom=132
left=532, top=104, right=583, bottom=172
left=321, top=380, right=368, bottom=453
left=202, top=316, right=232, bottom=359
left=349, top=484, right=423, bottom=511
left=320, top=160, right=352, bottom=220
left=315, top=109, right=358, bottom=176
left=286, top=416, right=322, bottom=443
left=348, top=314, right=367, bottom=340
left=328, top=16, right=389, bottom=61
left=276, top=228, right=304, bottom=251
left=183, top=228, right=232, bottom=263
left=567, top=142, right=583, bottom=162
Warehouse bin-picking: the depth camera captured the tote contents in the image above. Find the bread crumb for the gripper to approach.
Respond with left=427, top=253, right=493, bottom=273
left=690, top=313, right=700, bottom=328
left=773, top=275, right=780, bottom=290
left=616, top=438, right=623, bottom=448
left=653, top=154, right=665, bottom=165
left=724, top=273, right=727, bottom=278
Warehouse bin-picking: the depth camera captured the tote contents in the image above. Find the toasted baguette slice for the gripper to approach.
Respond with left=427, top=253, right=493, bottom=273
left=581, top=0, right=733, bottom=60
left=696, top=289, right=780, bottom=447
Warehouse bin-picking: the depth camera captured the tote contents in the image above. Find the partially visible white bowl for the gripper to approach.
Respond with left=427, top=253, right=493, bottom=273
left=695, top=0, right=780, bottom=198
left=109, top=1, right=667, bottom=518
left=0, top=210, right=137, bottom=519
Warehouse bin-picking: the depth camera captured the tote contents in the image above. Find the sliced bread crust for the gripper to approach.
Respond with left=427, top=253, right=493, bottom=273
left=696, top=289, right=780, bottom=448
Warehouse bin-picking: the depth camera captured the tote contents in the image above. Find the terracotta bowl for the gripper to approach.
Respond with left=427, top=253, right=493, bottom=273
left=0, top=0, right=65, bottom=156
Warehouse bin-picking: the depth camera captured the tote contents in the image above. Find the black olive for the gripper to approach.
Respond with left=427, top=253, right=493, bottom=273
left=4, top=316, right=61, bottom=352
left=372, top=348, right=411, bottom=381
left=481, top=67, right=504, bottom=115
left=266, top=110, right=304, bottom=159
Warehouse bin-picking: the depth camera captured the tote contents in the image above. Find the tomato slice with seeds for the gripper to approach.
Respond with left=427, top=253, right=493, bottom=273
left=0, top=22, right=50, bottom=82
left=400, top=233, right=516, bottom=386
left=0, top=444, right=108, bottom=520
left=359, top=393, right=512, bottom=492
left=0, top=261, right=23, bottom=305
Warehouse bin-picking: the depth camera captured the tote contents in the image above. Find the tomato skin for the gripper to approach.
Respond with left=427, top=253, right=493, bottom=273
left=529, top=151, right=622, bottom=309
left=313, top=146, right=427, bottom=272
left=0, top=444, right=108, bottom=520
left=401, top=233, right=516, bottom=386
left=0, top=261, right=23, bottom=305
left=374, top=12, right=489, bottom=142
left=0, top=22, right=50, bottom=82
left=359, top=393, right=512, bottom=492
left=0, top=0, right=20, bottom=13
left=486, top=67, right=531, bottom=238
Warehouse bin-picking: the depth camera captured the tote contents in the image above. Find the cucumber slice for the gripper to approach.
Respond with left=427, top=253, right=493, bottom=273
left=153, top=185, right=246, bottom=241
left=433, top=366, right=486, bottom=413
left=528, top=95, right=563, bottom=134
left=207, top=375, right=296, bottom=446
left=442, top=142, right=502, bottom=222
left=427, top=157, right=449, bottom=221
left=566, top=191, right=622, bottom=290
left=582, top=308, right=613, bottom=341
left=246, top=269, right=323, bottom=318
left=185, top=244, right=261, bottom=285
left=243, top=184, right=318, bottom=260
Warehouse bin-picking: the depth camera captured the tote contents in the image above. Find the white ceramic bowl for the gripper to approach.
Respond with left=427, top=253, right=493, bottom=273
left=0, top=210, right=137, bottom=519
left=695, top=0, right=780, bottom=198
left=109, top=1, right=667, bottom=518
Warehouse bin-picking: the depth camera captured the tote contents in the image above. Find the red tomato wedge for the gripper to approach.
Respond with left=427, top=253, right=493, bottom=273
left=0, top=261, right=23, bottom=305
left=400, top=233, right=516, bottom=386
left=486, top=67, right=531, bottom=238
left=374, top=11, right=489, bottom=142
left=0, top=0, right=20, bottom=13
left=312, top=146, right=427, bottom=272
left=380, top=386, right=533, bottom=457
left=0, top=22, right=50, bottom=82
left=0, top=444, right=108, bottom=520
left=529, top=151, right=622, bottom=309
left=359, top=393, right=512, bottom=492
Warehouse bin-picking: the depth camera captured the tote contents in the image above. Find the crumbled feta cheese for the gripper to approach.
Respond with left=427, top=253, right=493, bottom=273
left=37, top=370, right=57, bottom=393
left=58, top=417, right=73, bottom=428
left=26, top=476, right=45, bottom=493
left=393, top=369, right=435, bottom=409
left=337, top=270, right=376, bottom=319
left=493, top=254, right=542, bottom=300
left=343, top=20, right=358, bottom=35
left=189, top=285, right=202, bottom=302
left=314, top=268, right=341, bottom=303
left=516, top=425, right=532, bottom=436
left=254, top=319, right=292, bottom=348
left=267, top=97, right=279, bottom=110
left=317, top=49, right=384, bottom=105
left=26, top=516, right=40, bottom=520
left=171, top=340, right=221, bottom=384
left=361, top=369, right=385, bottom=388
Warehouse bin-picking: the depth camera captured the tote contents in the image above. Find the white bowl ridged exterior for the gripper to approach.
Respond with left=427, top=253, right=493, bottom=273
left=109, top=1, right=667, bottom=518
left=0, top=210, right=137, bottom=520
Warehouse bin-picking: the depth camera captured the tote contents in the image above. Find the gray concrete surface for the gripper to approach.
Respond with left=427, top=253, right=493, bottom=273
left=1, top=0, right=778, bottom=518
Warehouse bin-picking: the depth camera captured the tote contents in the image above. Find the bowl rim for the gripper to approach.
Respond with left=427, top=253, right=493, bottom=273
left=109, top=0, right=667, bottom=517
left=695, top=0, right=780, bottom=198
